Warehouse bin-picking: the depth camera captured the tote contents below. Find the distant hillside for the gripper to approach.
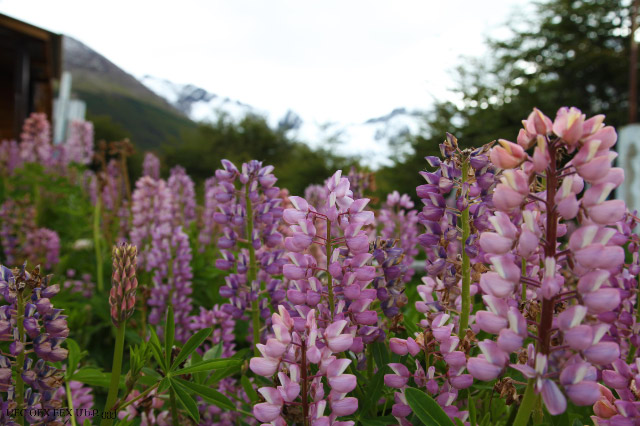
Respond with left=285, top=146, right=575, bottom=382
left=62, top=36, right=195, bottom=149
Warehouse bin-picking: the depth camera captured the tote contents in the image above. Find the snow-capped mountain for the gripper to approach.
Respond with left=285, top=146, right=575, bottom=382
left=139, top=75, right=262, bottom=123
left=139, top=75, right=424, bottom=167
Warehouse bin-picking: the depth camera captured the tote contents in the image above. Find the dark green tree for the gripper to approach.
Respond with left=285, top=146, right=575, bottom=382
left=379, top=0, right=636, bottom=199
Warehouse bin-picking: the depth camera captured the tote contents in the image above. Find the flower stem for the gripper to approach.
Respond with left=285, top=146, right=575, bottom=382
left=101, top=324, right=126, bottom=426
left=15, top=289, right=26, bottom=426
left=458, top=159, right=471, bottom=339
left=326, top=218, right=335, bottom=319
left=245, top=187, right=260, bottom=356
left=116, top=381, right=159, bottom=412
left=512, top=378, right=536, bottom=426
left=66, top=380, right=78, bottom=426
left=301, top=338, right=309, bottom=426
left=628, top=271, right=640, bottom=363
left=94, top=195, right=104, bottom=292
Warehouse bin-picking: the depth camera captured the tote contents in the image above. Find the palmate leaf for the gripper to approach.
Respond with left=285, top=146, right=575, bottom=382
left=170, top=379, right=200, bottom=423
left=171, top=328, right=212, bottom=371
left=174, top=377, right=235, bottom=410
left=405, top=387, right=454, bottom=426
left=148, top=326, right=167, bottom=372
left=172, top=358, right=243, bottom=376
left=360, top=417, right=398, bottom=426
left=360, top=365, right=386, bottom=416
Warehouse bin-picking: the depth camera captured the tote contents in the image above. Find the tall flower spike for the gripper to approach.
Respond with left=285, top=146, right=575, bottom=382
left=109, top=243, right=138, bottom=327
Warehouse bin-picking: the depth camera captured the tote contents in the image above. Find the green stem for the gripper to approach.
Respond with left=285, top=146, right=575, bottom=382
left=458, top=160, right=471, bottom=339
left=326, top=218, right=335, bottom=318
left=94, top=196, right=104, bottom=292
left=116, top=381, right=159, bottom=412
left=512, top=379, right=536, bottom=426
left=15, top=290, right=26, bottom=426
left=246, top=187, right=260, bottom=356
left=66, top=380, right=78, bottom=426
left=101, top=324, right=126, bottom=426
left=170, top=388, right=180, bottom=426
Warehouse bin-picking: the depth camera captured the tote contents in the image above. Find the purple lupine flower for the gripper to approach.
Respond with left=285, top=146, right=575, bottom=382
left=0, top=198, right=37, bottom=266
left=250, top=307, right=357, bottom=424
left=19, top=113, right=53, bottom=166
left=0, top=263, right=68, bottom=424
left=198, top=176, right=219, bottom=252
left=168, top=165, right=197, bottom=227
left=147, top=227, right=193, bottom=342
left=63, top=120, right=94, bottom=165
left=142, top=152, right=161, bottom=180
left=0, top=139, right=23, bottom=175
left=213, top=159, right=285, bottom=327
left=62, top=270, right=94, bottom=298
left=467, top=107, right=632, bottom=416
left=24, top=228, right=60, bottom=270
left=130, top=176, right=173, bottom=271
left=379, top=190, right=420, bottom=283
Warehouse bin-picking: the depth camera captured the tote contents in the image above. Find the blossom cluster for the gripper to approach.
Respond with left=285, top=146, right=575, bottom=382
left=467, top=108, right=633, bottom=415
left=0, top=264, right=68, bottom=424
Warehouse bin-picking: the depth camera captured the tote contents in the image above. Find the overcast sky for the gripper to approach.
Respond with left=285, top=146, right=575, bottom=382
left=1, top=0, right=530, bottom=125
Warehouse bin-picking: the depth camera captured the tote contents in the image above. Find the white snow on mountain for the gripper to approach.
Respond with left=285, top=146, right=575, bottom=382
left=139, top=75, right=424, bottom=168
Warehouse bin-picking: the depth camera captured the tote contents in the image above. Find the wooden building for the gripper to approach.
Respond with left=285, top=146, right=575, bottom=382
left=0, top=13, right=62, bottom=141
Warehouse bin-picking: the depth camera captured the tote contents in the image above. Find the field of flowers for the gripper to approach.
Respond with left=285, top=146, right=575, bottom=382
left=0, top=107, right=638, bottom=426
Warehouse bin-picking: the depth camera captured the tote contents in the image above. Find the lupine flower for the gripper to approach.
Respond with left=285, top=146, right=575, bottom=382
left=142, top=152, right=161, bottom=180
left=62, top=269, right=94, bottom=298
left=0, top=139, right=22, bottom=176
left=109, top=243, right=138, bottom=327
left=0, top=197, right=37, bottom=267
left=250, top=307, right=357, bottom=424
left=24, top=228, right=60, bottom=270
left=213, top=159, right=285, bottom=330
left=168, top=165, right=197, bottom=227
left=379, top=191, right=419, bottom=284
left=63, top=120, right=94, bottom=165
left=466, top=107, right=632, bottom=416
left=198, top=176, right=219, bottom=251
left=19, top=113, right=53, bottom=166
left=0, top=263, right=68, bottom=424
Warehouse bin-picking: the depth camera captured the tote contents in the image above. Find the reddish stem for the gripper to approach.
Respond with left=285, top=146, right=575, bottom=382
left=539, top=139, right=559, bottom=355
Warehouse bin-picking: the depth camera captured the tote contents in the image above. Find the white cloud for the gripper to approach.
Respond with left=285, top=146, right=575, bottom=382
left=1, top=0, right=530, bottom=124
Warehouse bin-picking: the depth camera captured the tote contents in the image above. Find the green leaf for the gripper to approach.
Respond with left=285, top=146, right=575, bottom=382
left=206, top=363, right=242, bottom=385
left=66, top=338, right=81, bottom=380
left=370, top=342, right=390, bottom=370
left=203, top=342, right=223, bottom=360
left=159, top=376, right=171, bottom=393
left=405, top=387, right=454, bottom=426
left=454, top=419, right=465, bottom=426
left=174, top=377, right=235, bottom=410
left=171, top=379, right=200, bottom=423
left=360, top=417, right=397, bottom=425
left=171, top=328, right=212, bottom=371
left=467, top=388, right=477, bottom=426
left=148, top=327, right=167, bottom=372
left=360, top=366, right=386, bottom=416
left=241, top=375, right=258, bottom=404
left=173, top=358, right=243, bottom=376
left=165, top=306, right=175, bottom=368
left=71, top=367, right=123, bottom=389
